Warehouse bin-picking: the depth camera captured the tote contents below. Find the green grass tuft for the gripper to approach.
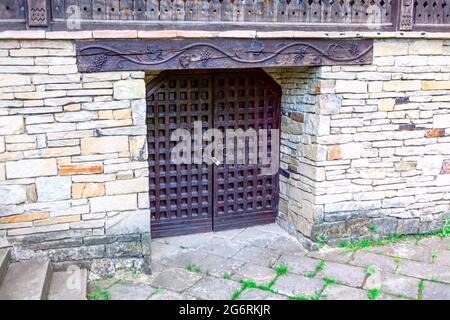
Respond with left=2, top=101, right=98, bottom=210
left=275, top=264, right=289, bottom=276
left=367, top=288, right=381, bottom=300
left=88, top=285, right=111, bottom=300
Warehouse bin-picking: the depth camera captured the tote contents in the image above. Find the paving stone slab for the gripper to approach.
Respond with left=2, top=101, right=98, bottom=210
left=197, top=237, right=246, bottom=258
left=276, top=254, right=320, bottom=275
left=372, top=243, right=434, bottom=263
left=317, top=261, right=366, bottom=288
left=253, top=223, right=291, bottom=236
left=158, top=250, right=209, bottom=269
left=108, top=282, right=154, bottom=300
left=232, top=263, right=277, bottom=283
left=233, top=246, right=281, bottom=267
left=323, top=285, right=369, bottom=300
left=266, top=236, right=307, bottom=256
left=232, top=228, right=280, bottom=248
left=422, top=281, right=450, bottom=300
left=212, top=228, right=245, bottom=240
left=434, top=250, right=450, bottom=266
left=237, top=288, right=287, bottom=300
left=271, top=274, right=324, bottom=298
left=150, top=268, right=202, bottom=292
left=397, top=260, right=450, bottom=284
left=154, top=232, right=216, bottom=251
left=194, top=255, right=245, bottom=278
left=148, top=289, right=195, bottom=300
left=350, top=251, right=398, bottom=273
left=185, top=277, right=241, bottom=300
left=307, top=247, right=353, bottom=264
left=364, top=271, right=420, bottom=299
left=418, top=237, right=450, bottom=252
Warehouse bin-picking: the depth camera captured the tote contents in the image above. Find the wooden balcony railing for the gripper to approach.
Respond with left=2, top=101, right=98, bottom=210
left=0, top=0, right=448, bottom=32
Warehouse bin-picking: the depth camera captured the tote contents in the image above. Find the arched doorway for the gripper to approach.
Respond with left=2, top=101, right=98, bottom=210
left=146, top=69, right=282, bottom=237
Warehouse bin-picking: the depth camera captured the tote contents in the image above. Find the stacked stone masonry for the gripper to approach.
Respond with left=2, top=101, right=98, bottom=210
left=0, top=39, right=156, bottom=276
left=0, top=37, right=449, bottom=271
left=276, top=39, right=450, bottom=249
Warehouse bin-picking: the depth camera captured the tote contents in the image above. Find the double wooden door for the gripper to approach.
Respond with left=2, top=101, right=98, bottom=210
left=146, top=70, right=281, bottom=237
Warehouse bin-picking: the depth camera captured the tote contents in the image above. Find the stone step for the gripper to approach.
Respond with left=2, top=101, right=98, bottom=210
left=0, top=248, right=11, bottom=285
left=48, top=269, right=88, bottom=300
left=0, top=258, right=52, bottom=300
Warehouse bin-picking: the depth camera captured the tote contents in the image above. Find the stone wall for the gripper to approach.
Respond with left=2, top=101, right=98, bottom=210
left=274, top=39, right=450, bottom=249
left=0, top=36, right=449, bottom=267
left=0, top=39, right=156, bottom=276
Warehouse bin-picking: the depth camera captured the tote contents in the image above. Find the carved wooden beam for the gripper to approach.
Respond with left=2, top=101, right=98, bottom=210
left=26, top=0, right=49, bottom=27
left=399, top=0, right=414, bottom=31
left=76, top=39, right=374, bottom=73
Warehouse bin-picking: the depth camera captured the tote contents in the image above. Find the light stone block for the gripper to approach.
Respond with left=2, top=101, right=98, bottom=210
left=131, top=99, right=146, bottom=125
left=6, top=158, right=57, bottom=179
left=90, top=194, right=138, bottom=213
left=418, top=155, right=444, bottom=176
left=304, top=114, right=330, bottom=136
left=105, top=178, right=149, bottom=195
left=0, top=185, right=27, bottom=205
left=36, top=176, right=72, bottom=202
left=113, top=80, right=145, bottom=100
left=433, top=114, right=450, bottom=129
left=0, top=116, right=24, bottom=135
left=105, top=209, right=150, bottom=235
left=81, top=136, right=129, bottom=155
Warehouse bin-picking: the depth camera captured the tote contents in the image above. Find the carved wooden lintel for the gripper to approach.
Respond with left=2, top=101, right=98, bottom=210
left=76, top=39, right=374, bottom=73
left=399, top=0, right=414, bottom=31
left=26, top=0, right=49, bottom=27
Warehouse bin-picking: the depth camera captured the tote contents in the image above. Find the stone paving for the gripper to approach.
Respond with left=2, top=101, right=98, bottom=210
left=87, top=224, right=450, bottom=300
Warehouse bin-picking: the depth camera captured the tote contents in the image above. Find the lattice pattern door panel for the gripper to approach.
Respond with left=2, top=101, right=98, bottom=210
left=147, top=70, right=281, bottom=238
left=212, top=71, right=281, bottom=231
left=147, top=74, right=214, bottom=237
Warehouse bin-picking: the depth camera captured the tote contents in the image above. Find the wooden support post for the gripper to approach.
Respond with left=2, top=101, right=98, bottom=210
left=399, top=0, right=414, bottom=31
left=26, top=0, right=50, bottom=27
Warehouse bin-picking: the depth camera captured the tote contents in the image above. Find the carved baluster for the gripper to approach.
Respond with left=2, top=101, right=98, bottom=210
left=399, top=0, right=414, bottom=30
left=277, top=0, right=289, bottom=22
left=220, top=0, right=232, bottom=21
left=146, top=0, right=160, bottom=20
left=160, top=0, right=174, bottom=21
left=52, top=0, right=66, bottom=20
left=414, top=0, right=425, bottom=24
left=134, top=0, right=146, bottom=20
left=209, top=0, right=222, bottom=22
left=79, top=0, right=93, bottom=20
left=321, top=0, right=334, bottom=23
left=93, top=0, right=107, bottom=20
left=186, top=0, right=200, bottom=21
left=198, top=0, right=210, bottom=21
left=288, top=0, right=301, bottom=22
left=173, top=0, right=186, bottom=21
left=297, top=0, right=310, bottom=23
left=432, top=0, right=444, bottom=24
left=106, top=0, right=120, bottom=20
left=244, top=0, right=256, bottom=22
left=310, top=0, right=321, bottom=22
left=264, top=0, right=278, bottom=22
left=233, top=0, right=245, bottom=22
left=444, top=0, right=450, bottom=23
left=119, top=0, right=133, bottom=20
left=378, top=0, right=391, bottom=24
left=340, top=0, right=352, bottom=24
